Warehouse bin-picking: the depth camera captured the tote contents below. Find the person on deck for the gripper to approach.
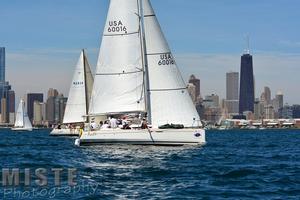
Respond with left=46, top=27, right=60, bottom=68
left=141, top=118, right=148, bottom=129
left=109, top=116, right=118, bottom=129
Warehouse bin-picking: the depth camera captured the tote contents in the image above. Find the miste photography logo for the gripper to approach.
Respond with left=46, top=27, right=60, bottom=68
left=0, top=168, right=100, bottom=199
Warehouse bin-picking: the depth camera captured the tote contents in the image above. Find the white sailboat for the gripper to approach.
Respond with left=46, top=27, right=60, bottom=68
left=11, top=99, right=33, bottom=131
left=76, top=0, right=205, bottom=146
left=50, top=50, right=94, bottom=136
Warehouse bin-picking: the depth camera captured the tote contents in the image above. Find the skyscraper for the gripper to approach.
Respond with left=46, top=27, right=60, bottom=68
left=188, top=75, right=200, bottom=99
left=264, top=86, right=271, bottom=105
left=187, top=83, right=196, bottom=104
left=239, top=53, right=254, bottom=114
left=27, top=93, right=43, bottom=121
left=226, top=72, right=239, bottom=114
left=0, top=47, right=13, bottom=123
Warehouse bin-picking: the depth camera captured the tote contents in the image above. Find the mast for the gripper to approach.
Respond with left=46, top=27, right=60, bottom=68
left=82, top=49, right=89, bottom=123
left=22, top=100, right=25, bottom=128
left=138, top=0, right=152, bottom=124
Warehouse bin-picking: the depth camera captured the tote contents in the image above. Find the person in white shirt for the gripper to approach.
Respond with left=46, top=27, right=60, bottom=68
left=109, top=116, right=118, bottom=129
left=101, top=121, right=110, bottom=129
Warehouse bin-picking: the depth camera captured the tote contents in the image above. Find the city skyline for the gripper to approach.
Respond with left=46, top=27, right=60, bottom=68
left=1, top=0, right=300, bottom=104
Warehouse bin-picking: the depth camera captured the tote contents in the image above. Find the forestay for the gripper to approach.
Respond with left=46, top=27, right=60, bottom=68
left=89, top=0, right=145, bottom=115
left=143, top=0, right=202, bottom=128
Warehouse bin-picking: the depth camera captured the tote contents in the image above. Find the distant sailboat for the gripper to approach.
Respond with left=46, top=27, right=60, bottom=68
left=50, top=49, right=94, bottom=136
left=76, top=0, right=205, bottom=146
left=11, top=99, right=33, bottom=131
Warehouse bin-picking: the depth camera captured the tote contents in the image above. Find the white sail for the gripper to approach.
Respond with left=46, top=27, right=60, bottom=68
left=24, top=113, right=33, bottom=129
left=143, top=0, right=201, bottom=128
left=63, top=50, right=94, bottom=124
left=89, top=0, right=145, bottom=115
left=14, top=99, right=24, bottom=127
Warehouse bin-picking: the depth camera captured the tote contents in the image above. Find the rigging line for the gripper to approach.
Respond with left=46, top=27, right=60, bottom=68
left=103, top=31, right=139, bottom=37
left=96, top=70, right=143, bottom=76
left=149, top=87, right=187, bottom=92
left=147, top=128, right=155, bottom=144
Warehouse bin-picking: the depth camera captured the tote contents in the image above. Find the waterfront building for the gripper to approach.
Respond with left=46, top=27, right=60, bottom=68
left=54, top=95, right=67, bottom=123
left=33, top=101, right=46, bottom=126
left=264, top=105, right=275, bottom=119
left=239, top=52, right=254, bottom=114
left=0, top=98, right=7, bottom=123
left=292, top=105, right=300, bottom=118
left=46, top=92, right=67, bottom=126
left=279, top=104, right=293, bottom=119
left=187, top=83, right=196, bottom=104
left=226, top=71, right=239, bottom=115
left=8, top=90, right=15, bottom=124
left=273, top=91, right=283, bottom=111
left=188, top=75, right=200, bottom=100
left=205, top=94, right=220, bottom=108
left=27, top=93, right=43, bottom=122
left=254, top=99, right=264, bottom=120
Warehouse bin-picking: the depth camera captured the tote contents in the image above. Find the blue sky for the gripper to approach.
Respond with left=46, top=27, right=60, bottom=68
left=1, top=0, right=300, bottom=104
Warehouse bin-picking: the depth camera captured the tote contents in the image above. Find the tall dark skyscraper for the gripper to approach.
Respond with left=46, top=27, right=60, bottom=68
left=27, top=93, right=44, bottom=121
left=0, top=47, right=13, bottom=123
left=239, top=53, right=254, bottom=114
left=0, top=47, right=5, bottom=82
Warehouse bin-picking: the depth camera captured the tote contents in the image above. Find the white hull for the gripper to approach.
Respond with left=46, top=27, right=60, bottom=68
left=50, top=128, right=80, bottom=136
left=11, top=127, right=33, bottom=131
left=76, top=128, right=205, bottom=146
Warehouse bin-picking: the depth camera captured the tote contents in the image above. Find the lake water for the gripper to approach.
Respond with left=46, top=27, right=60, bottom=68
left=0, top=128, right=300, bottom=199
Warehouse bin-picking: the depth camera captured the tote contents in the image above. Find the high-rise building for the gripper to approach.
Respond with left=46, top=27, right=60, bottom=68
left=274, top=91, right=283, bottom=110
left=279, top=104, right=293, bottom=119
left=47, top=88, right=59, bottom=98
left=239, top=53, right=254, bottom=114
left=187, top=83, right=196, bottom=104
left=264, top=105, right=275, bottom=119
left=46, top=96, right=56, bottom=125
left=55, top=95, right=67, bottom=123
left=1, top=98, right=7, bottom=123
left=46, top=92, right=67, bottom=126
left=27, top=93, right=43, bottom=121
left=0, top=47, right=5, bottom=82
left=254, top=99, right=264, bottom=120
left=0, top=47, right=13, bottom=123
left=226, top=72, right=239, bottom=115
left=188, top=75, right=200, bottom=99
left=264, top=87, right=271, bottom=105
left=205, top=94, right=220, bottom=108
left=33, top=101, right=46, bottom=126
left=8, top=90, right=15, bottom=124
left=292, top=105, right=300, bottom=118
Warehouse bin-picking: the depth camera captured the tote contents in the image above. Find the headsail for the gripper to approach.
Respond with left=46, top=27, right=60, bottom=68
left=14, top=99, right=25, bottom=127
left=89, top=0, right=145, bottom=115
left=143, top=0, right=201, bottom=127
left=63, top=50, right=94, bottom=124
left=24, top=113, right=33, bottom=129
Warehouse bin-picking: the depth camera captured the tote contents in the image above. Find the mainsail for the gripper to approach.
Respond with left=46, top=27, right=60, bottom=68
left=89, top=0, right=145, bottom=115
left=143, top=0, right=201, bottom=127
left=63, top=50, right=94, bottom=123
left=14, top=99, right=32, bottom=129
left=14, top=99, right=25, bottom=127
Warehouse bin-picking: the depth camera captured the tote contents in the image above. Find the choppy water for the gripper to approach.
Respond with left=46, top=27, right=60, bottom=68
left=0, top=128, right=300, bottom=199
